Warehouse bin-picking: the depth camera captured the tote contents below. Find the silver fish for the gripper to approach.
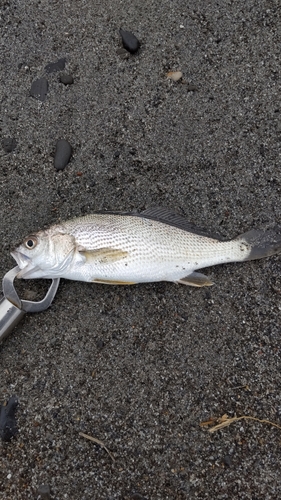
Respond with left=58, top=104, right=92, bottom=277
left=11, top=208, right=281, bottom=287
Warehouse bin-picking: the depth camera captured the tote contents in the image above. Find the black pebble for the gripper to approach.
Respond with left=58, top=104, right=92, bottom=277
left=119, top=29, right=140, bottom=54
left=186, top=84, right=198, bottom=92
left=60, top=73, right=74, bottom=85
left=30, top=77, right=48, bottom=102
left=37, top=484, right=51, bottom=500
left=96, top=339, right=105, bottom=349
left=54, top=139, right=72, bottom=170
left=223, top=455, right=232, bottom=467
left=0, top=396, right=19, bottom=442
left=45, top=57, right=66, bottom=73
left=2, top=137, right=17, bottom=153
left=116, top=48, right=130, bottom=60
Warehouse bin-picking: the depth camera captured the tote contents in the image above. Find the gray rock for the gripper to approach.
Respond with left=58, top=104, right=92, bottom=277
left=223, top=455, right=232, bottom=467
left=186, top=83, right=198, bottom=92
left=30, top=77, right=48, bottom=101
left=116, top=47, right=130, bottom=60
left=119, top=29, right=140, bottom=54
left=0, top=396, right=19, bottom=442
left=45, top=58, right=66, bottom=73
left=37, top=484, right=51, bottom=500
left=2, top=137, right=16, bottom=153
left=96, top=339, right=105, bottom=349
left=54, top=139, right=72, bottom=170
left=60, top=73, right=74, bottom=85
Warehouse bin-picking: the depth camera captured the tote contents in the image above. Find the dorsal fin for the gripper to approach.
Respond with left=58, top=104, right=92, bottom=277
left=139, top=207, right=225, bottom=241
left=86, top=207, right=225, bottom=241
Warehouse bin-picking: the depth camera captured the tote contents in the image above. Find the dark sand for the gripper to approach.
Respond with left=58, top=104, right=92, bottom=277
left=1, top=1, right=281, bottom=498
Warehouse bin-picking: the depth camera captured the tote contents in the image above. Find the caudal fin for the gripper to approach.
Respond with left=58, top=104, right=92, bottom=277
left=238, top=227, right=281, bottom=261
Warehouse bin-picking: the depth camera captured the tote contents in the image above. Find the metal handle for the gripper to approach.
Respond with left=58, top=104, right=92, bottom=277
left=0, top=296, right=25, bottom=343
left=0, top=266, right=60, bottom=343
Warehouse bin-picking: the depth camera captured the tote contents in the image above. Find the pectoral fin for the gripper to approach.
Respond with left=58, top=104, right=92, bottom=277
left=79, top=248, right=128, bottom=264
left=176, top=272, right=214, bottom=287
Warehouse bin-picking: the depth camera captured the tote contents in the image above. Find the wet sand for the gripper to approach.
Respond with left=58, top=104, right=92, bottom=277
left=1, top=1, right=281, bottom=498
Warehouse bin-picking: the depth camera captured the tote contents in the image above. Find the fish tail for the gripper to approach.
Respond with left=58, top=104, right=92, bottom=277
left=237, top=227, right=281, bottom=261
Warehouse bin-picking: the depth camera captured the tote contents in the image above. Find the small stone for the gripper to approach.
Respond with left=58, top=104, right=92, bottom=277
left=60, top=73, right=74, bottom=85
left=37, top=484, right=51, bottom=500
left=116, top=48, right=130, bottom=60
left=2, top=137, right=16, bottom=153
left=166, top=71, right=183, bottom=82
left=54, top=139, right=72, bottom=170
left=45, top=58, right=66, bottom=73
left=119, top=29, right=140, bottom=54
left=96, top=339, right=105, bottom=349
left=223, top=455, right=232, bottom=467
left=30, top=77, right=48, bottom=101
left=0, top=396, right=19, bottom=442
left=186, top=83, right=198, bottom=92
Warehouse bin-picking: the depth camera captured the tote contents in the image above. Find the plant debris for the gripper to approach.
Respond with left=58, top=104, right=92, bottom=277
left=200, top=413, right=281, bottom=433
left=79, top=432, right=115, bottom=462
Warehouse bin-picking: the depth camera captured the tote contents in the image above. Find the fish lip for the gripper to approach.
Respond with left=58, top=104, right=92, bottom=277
left=16, top=265, right=42, bottom=279
left=11, top=250, right=30, bottom=269
left=10, top=251, right=41, bottom=279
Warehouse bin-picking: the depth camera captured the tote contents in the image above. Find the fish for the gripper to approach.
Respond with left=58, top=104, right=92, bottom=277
left=11, top=208, right=281, bottom=287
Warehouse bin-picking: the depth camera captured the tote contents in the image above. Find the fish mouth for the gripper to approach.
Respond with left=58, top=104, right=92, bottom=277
left=11, top=250, right=30, bottom=268
left=10, top=251, right=42, bottom=279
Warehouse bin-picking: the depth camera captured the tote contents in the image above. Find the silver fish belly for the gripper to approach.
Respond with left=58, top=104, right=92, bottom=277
left=11, top=207, right=281, bottom=286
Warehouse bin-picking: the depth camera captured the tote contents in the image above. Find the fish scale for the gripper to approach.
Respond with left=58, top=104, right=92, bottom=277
left=57, top=214, right=248, bottom=283
left=11, top=208, right=281, bottom=286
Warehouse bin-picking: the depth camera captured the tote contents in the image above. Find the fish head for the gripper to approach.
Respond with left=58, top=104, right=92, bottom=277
left=11, top=227, right=78, bottom=279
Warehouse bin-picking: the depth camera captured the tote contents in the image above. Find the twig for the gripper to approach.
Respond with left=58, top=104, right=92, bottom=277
left=200, top=413, right=281, bottom=433
left=79, top=432, right=115, bottom=462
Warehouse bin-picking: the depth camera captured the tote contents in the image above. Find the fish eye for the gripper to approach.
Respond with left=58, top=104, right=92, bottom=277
left=24, top=236, right=38, bottom=249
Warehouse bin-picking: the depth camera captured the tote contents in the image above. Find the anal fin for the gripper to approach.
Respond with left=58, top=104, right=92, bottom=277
left=176, top=272, right=214, bottom=287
